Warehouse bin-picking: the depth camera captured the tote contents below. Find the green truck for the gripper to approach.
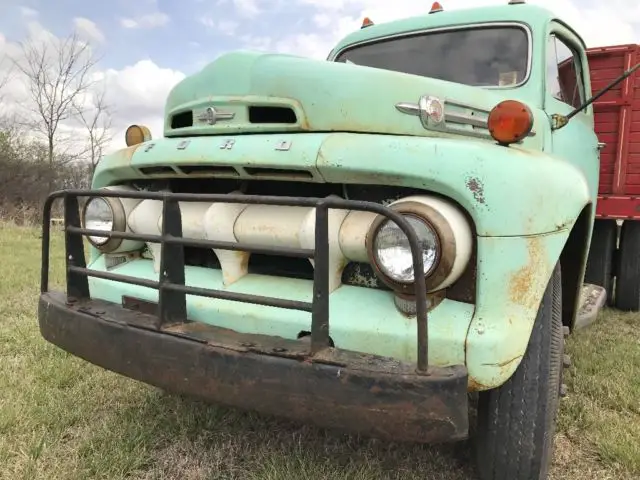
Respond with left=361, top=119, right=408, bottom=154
left=39, top=2, right=637, bottom=479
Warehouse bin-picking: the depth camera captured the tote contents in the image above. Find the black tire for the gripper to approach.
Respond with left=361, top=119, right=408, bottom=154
left=475, top=264, right=564, bottom=480
left=614, top=221, right=640, bottom=311
left=584, top=219, right=616, bottom=306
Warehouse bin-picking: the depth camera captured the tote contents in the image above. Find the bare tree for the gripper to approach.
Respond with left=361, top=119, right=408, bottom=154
left=12, top=32, right=100, bottom=167
left=74, top=86, right=112, bottom=174
left=0, top=55, right=15, bottom=124
left=0, top=69, right=11, bottom=102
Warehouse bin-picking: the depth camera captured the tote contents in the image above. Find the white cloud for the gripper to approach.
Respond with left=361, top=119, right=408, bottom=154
left=218, top=19, right=239, bottom=35
left=199, top=16, right=239, bottom=35
left=19, top=7, right=38, bottom=18
left=270, top=0, right=640, bottom=60
left=73, top=17, right=105, bottom=44
left=120, top=12, right=170, bottom=29
left=100, top=59, right=185, bottom=150
left=0, top=22, right=184, bottom=155
left=233, top=0, right=260, bottom=17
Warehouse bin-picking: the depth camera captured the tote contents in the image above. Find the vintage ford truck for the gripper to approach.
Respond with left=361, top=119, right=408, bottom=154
left=39, top=2, right=632, bottom=479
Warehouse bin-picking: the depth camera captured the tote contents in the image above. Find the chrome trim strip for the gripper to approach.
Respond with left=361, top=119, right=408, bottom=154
left=445, top=112, right=488, bottom=129
left=395, top=96, right=536, bottom=139
left=329, top=22, right=534, bottom=90
left=396, top=103, right=488, bottom=128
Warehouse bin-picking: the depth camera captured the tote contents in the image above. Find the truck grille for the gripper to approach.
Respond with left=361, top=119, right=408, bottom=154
left=127, top=177, right=475, bottom=302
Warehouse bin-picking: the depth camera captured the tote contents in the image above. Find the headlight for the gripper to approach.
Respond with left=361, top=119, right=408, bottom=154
left=82, top=195, right=127, bottom=252
left=372, top=215, right=439, bottom=283
left=84, top=198, right=113, bottom=245
left=366, top=196, right=473, bottom=294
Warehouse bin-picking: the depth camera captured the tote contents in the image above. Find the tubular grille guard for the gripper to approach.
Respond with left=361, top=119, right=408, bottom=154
left=41, top=190, right=431, bottom=372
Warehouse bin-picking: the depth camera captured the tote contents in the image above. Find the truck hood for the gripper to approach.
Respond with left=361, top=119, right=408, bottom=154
left=163, top=51, right=540, bottom=146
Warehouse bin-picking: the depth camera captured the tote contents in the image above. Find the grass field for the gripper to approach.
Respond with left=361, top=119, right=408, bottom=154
left=1, top=223, right=639, bottom=480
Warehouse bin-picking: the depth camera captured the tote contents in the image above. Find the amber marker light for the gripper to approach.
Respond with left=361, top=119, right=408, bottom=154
left=125, top=125, right=152, bottom=147
left=430, top=2, right=444, bottom=13
left=487, top=100, right=533, bottom=146
left=361, top=17, right=374, bottom=28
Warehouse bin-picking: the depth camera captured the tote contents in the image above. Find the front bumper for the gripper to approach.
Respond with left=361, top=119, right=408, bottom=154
left=39, top=292, right=469, bottom=443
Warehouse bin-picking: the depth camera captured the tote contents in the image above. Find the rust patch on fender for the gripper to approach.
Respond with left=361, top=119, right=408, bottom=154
left=509, top=236, right=546, bottom=309
left=468, top=377, right=490, bottom=392
left=465, top=177, right=486, bottom=205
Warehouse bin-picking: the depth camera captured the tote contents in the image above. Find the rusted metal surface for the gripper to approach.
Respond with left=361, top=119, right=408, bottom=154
left=465, top=177, right=486, bottom=205
left=122, top=296, right=158, bottom=315
left=508, top=236, right=546, bottom=310
left=39, top=292, right=469, bottom=444
left=467, top=377, right=490, bottom=392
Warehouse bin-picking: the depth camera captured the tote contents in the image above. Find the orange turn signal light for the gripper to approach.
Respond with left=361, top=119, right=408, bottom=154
left=487, top=100, right=533, bottom=146
left=361, top=17, right=374, bottom=28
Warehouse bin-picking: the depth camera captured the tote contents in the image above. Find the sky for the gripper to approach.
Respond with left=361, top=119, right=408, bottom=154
left=0, top=0, right=638, bottom=154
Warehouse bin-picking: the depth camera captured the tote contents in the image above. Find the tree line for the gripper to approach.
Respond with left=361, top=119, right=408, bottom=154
left=0, top=32, right=112, bottom=224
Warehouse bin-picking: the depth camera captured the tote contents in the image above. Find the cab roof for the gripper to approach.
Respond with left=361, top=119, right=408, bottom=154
left=329, top=3, right=586, bottom=57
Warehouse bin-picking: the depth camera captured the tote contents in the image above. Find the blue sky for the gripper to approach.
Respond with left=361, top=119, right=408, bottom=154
left=0, top=0, right=638, bottom=151
left=0, top=0, right=349, bottom=74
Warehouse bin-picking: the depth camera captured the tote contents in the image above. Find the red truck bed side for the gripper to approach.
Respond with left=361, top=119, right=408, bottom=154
left=586, top=44, right=640, bottom=219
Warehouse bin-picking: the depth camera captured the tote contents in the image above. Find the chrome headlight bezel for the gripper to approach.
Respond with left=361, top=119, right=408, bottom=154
left=370, top=213, right=441, bottom=283
left=82, top=195, right=127, bottom=252
left=365, top=201, right=458, bottom=294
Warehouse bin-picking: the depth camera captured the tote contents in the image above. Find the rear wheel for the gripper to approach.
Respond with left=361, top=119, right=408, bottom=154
left=475, top=264, right=565, bottom=480
left=584, top=219, right=616, bottom=306
left=614, top=221, right=640, bottom=311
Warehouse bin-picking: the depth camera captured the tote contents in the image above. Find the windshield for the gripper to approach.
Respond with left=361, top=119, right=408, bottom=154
left=334, top=25, right=529, bottom=87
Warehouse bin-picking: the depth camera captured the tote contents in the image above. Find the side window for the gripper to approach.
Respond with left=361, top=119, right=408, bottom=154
left=546, top=35, right=584, bottom=109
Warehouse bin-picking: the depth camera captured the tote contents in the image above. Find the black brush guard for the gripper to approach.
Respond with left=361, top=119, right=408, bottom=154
left=38, top=189, right=469, bottom=443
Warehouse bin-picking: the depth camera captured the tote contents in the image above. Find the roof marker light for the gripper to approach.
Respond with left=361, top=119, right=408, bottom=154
left=361, top=17, right=374, bottom=28
left=430, top=2, right=443, bottom=13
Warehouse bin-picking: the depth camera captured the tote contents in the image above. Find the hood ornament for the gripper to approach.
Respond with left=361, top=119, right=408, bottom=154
left=197, top=106, right=235, bottom=125
left=396, top=95, right=445, bottom=129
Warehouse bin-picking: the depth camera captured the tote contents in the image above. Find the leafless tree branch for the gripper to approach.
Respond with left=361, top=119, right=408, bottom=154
left=73, top=85, right=113, bottom=173
left=11, top=32, right=101, bottom=167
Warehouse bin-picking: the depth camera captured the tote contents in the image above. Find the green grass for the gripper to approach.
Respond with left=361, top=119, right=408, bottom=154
left=0, top=223, right=639, bottom=480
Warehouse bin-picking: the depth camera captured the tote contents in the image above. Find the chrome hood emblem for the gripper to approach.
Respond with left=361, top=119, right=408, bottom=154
left=197, top=106, right=235, bottom=125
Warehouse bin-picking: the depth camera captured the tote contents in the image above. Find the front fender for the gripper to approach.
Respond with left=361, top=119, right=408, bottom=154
left=316, top=133, right=592, bottom=237
left=465, top=231, right=570, bottom=390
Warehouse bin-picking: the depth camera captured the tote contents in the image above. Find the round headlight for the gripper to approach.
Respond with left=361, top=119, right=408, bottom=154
left=372, top=215, right=440, bottom=284
left=84, top=198, right=113, bottom=246
left=82, top=196, right=127, bottom=251
left=365, top=196, right=473, bottom=294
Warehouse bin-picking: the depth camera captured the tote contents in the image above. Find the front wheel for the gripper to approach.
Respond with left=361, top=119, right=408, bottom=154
left=475, top=264, right=565, bottom=480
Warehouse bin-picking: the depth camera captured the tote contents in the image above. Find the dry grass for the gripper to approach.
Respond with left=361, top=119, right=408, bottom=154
left=0, top=223, right=638, bottom=480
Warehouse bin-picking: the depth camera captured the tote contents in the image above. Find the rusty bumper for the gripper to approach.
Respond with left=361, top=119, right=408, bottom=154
left=38, top=292, right=469, bottom=444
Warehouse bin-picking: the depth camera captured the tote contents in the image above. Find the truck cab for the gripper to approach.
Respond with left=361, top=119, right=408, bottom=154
left=38, top=3, right=609, bottom=480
